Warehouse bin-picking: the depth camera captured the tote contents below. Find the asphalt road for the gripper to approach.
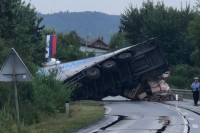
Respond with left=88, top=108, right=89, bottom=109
left=73, top=101, right=200, bottom=133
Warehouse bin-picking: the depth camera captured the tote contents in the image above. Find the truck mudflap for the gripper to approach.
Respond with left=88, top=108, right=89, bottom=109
left=67, top=38, right=169, bottom=100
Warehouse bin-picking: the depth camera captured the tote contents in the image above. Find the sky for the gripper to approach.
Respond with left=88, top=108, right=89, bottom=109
left=23, top=0, right=198, bottom=15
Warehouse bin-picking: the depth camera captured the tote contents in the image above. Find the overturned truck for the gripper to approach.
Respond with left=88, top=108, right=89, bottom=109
left=41, top=38, right=169, bottom=100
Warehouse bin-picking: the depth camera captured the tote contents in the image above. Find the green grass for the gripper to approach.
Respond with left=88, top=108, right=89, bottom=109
left=25, top=100, right=104, bottom=133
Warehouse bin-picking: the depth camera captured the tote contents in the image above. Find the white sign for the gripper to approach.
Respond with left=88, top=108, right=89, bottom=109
left=0, top=48, right=33, bottom=82
left=162, top=71, right=171, bottom=79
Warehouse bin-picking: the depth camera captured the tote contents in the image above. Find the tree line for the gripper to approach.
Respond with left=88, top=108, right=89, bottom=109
left=109, top=0, right=200, bottom=88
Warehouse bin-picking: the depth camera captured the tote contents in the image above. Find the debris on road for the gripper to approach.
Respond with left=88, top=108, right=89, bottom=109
left=123, top=76, right=183, bottom=102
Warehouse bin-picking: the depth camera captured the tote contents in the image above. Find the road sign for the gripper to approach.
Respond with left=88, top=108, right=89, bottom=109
left=0, top=48, right=33, bottom=130
left=0, top=48, right=33, bottom=82
left=161, top=71, right=171, bottom=79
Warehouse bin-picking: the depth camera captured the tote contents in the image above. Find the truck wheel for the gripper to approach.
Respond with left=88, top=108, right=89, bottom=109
left=86, top=67, right=100, bottom=80
left=102, top=60, right=117, bottom=71
left=118, top=52, right=132, bottom=62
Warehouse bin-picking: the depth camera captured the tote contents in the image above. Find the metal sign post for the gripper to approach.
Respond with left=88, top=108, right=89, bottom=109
left=14, top=80, right=20, bottom=129
left=11, top=52, right=20, bottom=129
left=0, top=48, right=33, bottom=130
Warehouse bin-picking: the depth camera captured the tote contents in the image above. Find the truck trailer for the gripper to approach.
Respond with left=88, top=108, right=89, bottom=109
left=41, top=38, right=169, bottom=100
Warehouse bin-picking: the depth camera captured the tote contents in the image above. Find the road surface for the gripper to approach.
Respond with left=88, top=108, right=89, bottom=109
left=73, top=101, right=200, bottom=133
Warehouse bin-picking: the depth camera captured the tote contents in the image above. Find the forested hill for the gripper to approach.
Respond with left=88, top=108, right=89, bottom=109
left=39, top=11, right=121, bottom=43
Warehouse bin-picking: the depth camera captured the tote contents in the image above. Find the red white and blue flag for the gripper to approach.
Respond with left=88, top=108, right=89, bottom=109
left=45, top=35, right=57, bottom=58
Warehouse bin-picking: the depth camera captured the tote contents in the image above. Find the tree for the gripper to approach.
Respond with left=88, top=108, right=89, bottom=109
left=43, top=27, right=56, bottom=35
left=196, top=0, right=200, bottom=8
left=188, top=15, right=200, bottom=48
left=0, top=38, right=8, bottom=67
left=55, top=31, right=86, bottom=62
left=120, top=6, right=142, bottom=45
left=0, top=0, right=46, bottom=126
left=120, top=0, right=195, bottom=65
left=0, top=0, right=45, bottom=69
left=0, top=0, right=76, bottom=128
left=109, top=32, right=130, bottom=51
left=188, top=14, right=200, bottom=66
left=190, top=49, right=200, bottom=66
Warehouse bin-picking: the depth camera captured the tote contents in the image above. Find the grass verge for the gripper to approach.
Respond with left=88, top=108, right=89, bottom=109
left=25, top=100, right=104, bottom=133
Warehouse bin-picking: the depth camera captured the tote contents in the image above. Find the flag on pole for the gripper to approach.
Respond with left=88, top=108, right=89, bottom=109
left=45, top=35, right=57, bottom=58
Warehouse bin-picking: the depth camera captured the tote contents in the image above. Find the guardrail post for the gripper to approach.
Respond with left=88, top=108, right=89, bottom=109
left=66, top=101, right=69, bottom=117
left=175, top=94, right=178, bottom=101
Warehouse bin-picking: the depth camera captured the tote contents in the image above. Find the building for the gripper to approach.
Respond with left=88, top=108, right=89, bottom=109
left=79, top=37, right=109, bottom=56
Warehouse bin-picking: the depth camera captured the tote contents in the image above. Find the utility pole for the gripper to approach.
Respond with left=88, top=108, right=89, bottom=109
left=85, top=33, right=91, bottom=54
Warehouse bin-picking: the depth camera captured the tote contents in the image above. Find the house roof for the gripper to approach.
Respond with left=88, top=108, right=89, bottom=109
left=88, top=38, right=107, bottom=46
left=81, top=37, right=109, bottom=50
left=81, top=44, right=108, bottom=50
left=87, top=37, right=109, bottom=50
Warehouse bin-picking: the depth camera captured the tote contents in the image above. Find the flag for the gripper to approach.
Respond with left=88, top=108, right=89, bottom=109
left=45, top=35, right=57, bottom=58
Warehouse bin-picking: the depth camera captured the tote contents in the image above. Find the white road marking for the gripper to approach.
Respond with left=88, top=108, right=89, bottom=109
left=183, top=126, right=189, bottom=133
left=182, top=117, right=188, bottom=125
left=168, top=106, right=189, bottom=133
left=192, top=124, right=199, bottom=128
left=188, top=118, right=194, bottom=121
left=182, top=112, right=188, bottom=116
left=175, top=107, right=181, bottom=111
left=104, top=106, right=111, bottom=114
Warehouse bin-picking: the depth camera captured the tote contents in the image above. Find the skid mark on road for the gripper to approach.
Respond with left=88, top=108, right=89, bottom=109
left=100, top=115, right=125, bottom=131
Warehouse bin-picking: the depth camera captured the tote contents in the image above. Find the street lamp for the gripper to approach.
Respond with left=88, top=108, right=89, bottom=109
left=85, top=33, right=91, bottom=54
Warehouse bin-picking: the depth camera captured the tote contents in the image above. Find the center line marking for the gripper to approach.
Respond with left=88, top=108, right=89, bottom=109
left=192, top=124, right=198, bottom=128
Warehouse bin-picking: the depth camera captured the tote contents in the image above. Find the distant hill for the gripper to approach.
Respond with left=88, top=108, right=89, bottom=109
left=39, top=11, right=121, bottom=43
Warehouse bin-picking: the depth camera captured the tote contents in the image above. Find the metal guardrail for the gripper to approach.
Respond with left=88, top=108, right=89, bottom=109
left=171, top=89, right=193, bottom=98
left=171, top=88, right=192, bottom=92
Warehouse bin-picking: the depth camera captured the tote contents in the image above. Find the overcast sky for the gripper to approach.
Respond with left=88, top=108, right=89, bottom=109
left=23, top=0, right=198, bottom=15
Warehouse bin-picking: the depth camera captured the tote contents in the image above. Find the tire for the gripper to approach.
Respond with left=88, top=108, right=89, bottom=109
left=86, top=67, right=100, bottom=80
left=118, top=52, right=132, bottom=62
left=102, top=60, right=117, bottom=71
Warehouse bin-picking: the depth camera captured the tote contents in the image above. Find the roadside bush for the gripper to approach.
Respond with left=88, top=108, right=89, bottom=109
left=0, top=73, right=74, bottom=127
left=0, top=103, right=35, bottom=133
left=19, top=101, right=41, bottom=125
left=0, top=103, right=17, bottom=133
left=167, top=75, right=188, bottom=88
left=19, top=73, right=74, bottom=125
left=31, top=74, right=73, bottom=114
left=167, top=64, right=200, bottom=89
left=0, top=83, right=13, bottom=109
